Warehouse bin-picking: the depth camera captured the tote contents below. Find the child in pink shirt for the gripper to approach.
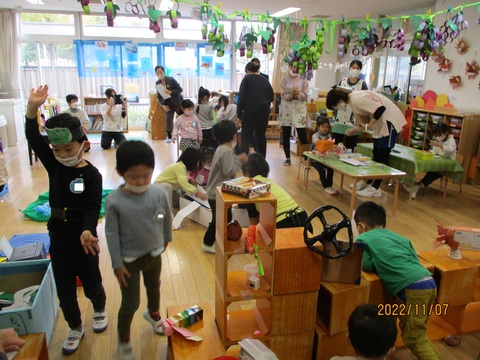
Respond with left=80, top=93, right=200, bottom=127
left=173, top=99, right=203, bottom=150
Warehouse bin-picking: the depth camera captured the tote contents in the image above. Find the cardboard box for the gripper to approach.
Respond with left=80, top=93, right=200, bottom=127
left=221, top=177, right=271, bottom=199
left=0, top=237, right=46, bottom=261
left=0, top=260, right=58, bottom=344
left=321, top=241, right=364, bottom=285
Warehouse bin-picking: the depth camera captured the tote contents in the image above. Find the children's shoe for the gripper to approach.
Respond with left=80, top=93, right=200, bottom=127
left=93, top=310, right=108, bottom=333
left=349, top=180, right=367, bottom=190
left=403, top=184, right=419, bottom=199
left=357, top=186, right=382, bottom=198
left=142, top=309, right=165, bottom=335
left=166, top=138, right=172, bottom=143
left=324, top=187, right=338, bottom=195
left=283, top=159, right=291, bottom=166
left=117, top=340, right=134, bottom=360
left=62, top=327, right=84, bottom=355
left=201, top=243, right=216, bottom=254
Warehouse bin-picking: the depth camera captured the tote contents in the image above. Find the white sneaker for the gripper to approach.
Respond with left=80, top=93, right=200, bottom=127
left=357, top=186, right=382, bottom=198
left=201, top=243, right=216, bottom=254
left=62, top=327, right=84, bottom=355
left=324, top=187, right=339, bottom=195
left=283, top=159, right=291, bottom=166
left=93, top=309, right=108, bottom=333
left=403, top=184, right=419, bottom=199
left=117, top=340, right=134, bottom=360
left=349, top=180, right=367, bottom=190
left=142, top=309, right=165, bottom=335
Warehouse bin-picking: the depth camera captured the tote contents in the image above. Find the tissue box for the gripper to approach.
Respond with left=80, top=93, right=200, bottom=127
left=0, top=260, right=58, bottom=344
left=162, top=305, right=203, bottom=336
left=222, top=177, right=270, bottom=199
left=239, top=338, right=278, bottom=360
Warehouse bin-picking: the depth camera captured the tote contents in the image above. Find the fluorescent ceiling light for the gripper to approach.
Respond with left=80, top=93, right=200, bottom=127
left=159, top=0, right=174, bottom=11
left=271, top=7, right=301, bottom=17
left=26, top=0, right=45, bottom=4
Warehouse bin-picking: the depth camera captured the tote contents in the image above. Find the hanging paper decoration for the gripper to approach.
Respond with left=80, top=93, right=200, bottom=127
left=465, top=60, right=480, bottom=80
left=236, top=26, right=257, bottom=58
left=408, top=20, right=443, bottom=64
left=437, top=56, right=452, bottom=73
left=147, top=5, right=162, bottom=33
left=166, top=1, right=181, bottom=29
left=104, top=0, right=120, bottom=27
left=338, top=26, right=348, bottom=58
left=77, top=0, right=90, bottom=14
left=449, top=75, right=462, bottom=89
left=260, top=27, right=276, bottom=54
left=454, top=37, right=470, bottom=55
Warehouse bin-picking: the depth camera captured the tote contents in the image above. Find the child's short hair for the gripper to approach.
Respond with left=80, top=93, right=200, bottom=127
left=202, top=147, right=216, bottom=164
left=316, top=115, right=331, bottom=131
left=326, top=87, right=351, bottom=110
left=348, top=304, right=397, bottom=358
left=181, top=99, right=194, bottom=109
left=431, top=122, right=450, bottom=136
left=212, top=120, right=237, bottom=145
left=177, top=147, right=203, bottom=172
left=45, top=113, right=86, bottom=145
left=66, top=94, right=78, bottom=103
left=116, top=140, right=154, bottom=175
left=246, top=153, right=269, bottom=178
left=354, top=201, right=386, bottom=228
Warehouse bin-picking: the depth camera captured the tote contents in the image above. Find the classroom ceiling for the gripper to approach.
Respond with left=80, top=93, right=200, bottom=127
left=3, top=0, right=435, bottom=21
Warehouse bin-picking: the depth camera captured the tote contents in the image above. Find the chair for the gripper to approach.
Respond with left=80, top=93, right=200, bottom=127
left=440, top=154, right=464, bottom=197
left=297, top=144, right=313, bottom=190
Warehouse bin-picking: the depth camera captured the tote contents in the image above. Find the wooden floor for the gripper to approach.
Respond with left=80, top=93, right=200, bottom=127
left=1, top=133, right=479, bottom=360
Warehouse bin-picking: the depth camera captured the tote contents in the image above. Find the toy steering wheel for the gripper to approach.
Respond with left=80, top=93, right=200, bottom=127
left=303, top=205, right=354, bottom=259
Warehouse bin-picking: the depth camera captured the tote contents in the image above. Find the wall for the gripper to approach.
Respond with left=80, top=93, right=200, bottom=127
left=424, top=0, right=480, bottom=111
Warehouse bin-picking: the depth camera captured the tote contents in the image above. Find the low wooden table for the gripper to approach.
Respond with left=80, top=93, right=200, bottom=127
left=303, top=152, right=406, bottom=216
left=15, top=332, right=49, bottom=360
left=167, top=302, right=225, bottom=360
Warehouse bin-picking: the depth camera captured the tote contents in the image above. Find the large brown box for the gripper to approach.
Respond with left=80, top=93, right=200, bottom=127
left=313, top=326, right=354, bottom=360
left=440, top=302, right=480, bottom=333
left=321, top=241, right=364, bottom=285
left=271, top=291, right=318, bottom=336
left=317, top=279, right=370, bottom=335
left=361, top=257, right=434, bottom=304
left=273, top=227, right=322, bottom=295
left=418, top=249, right=478, bottom=306
left=270, top=330, right=314, bottom=360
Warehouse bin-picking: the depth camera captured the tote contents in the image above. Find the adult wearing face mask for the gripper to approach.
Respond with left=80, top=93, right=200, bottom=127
left=326, top=87, right=406, bottom=198
left=332, top=60, right=369, bottom=150
left=100, top=88, right=127, bottom=150
left=155, top=65, right=184, bottom=143
left=279, top=64, right=309, bottom=166
left=236, top=61, right=274, bottom=158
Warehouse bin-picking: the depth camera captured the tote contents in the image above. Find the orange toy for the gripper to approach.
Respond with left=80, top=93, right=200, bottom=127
left=245, top=225, right=256, bottom=254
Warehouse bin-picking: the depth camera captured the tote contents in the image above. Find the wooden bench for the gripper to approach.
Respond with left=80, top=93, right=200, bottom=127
left=167, top=302, right=225, bottom=360
left=15, top=332, right=49, bottom=360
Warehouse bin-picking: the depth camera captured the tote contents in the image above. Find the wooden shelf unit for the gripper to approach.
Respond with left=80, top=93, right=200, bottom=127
left=214, top=187, right=277, bottom=347
left=84, top=96, right=129, bottom=133
left=410, top=108, right=480, bottom=180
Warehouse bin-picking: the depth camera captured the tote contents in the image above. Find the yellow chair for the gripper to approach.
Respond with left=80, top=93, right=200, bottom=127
left=440, top=154, right=464, bottom=197
left=297, top=143, right=312, bottom=190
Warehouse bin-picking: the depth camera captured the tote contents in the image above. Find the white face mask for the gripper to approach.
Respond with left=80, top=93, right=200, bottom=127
left=289, top=70, right=299, bottom=77
left=124, top=183, right=150, bottom=194
left=55, top=142, right=84, bottom=167
left=183, top=110, right=193, bottom=116
left=336, top=102, right=347, bottom=111
left=70, top=102, right=80, bottom=110
left=349, top=69, right=361, bottom=78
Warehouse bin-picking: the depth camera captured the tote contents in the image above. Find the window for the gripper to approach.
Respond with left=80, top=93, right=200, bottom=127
left=21, top=13, right=75, bottom=36
left=82, top=15, right=155, bottom=39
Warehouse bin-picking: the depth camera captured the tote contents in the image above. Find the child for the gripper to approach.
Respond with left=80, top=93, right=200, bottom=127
left=310, top=116, right=338, bottom=195
left=154, top=147, right=207, bottom=206
left=195, top=86, right=216, bottom=148
left=173, top=99, right=203, bottom=151
left=245, top=153, right=308, bottom=228
left=216, top=95, right=237, bottom=123
left=404, top=123, right=456, bottom=199
left=331, top=304, right=397, bottom=360
left=354, top=202, right=439, bottom=360
left=100, top=88, right=127, bottom=149
left=105, top=140, right=172, bottom=360
left=190, top=147, right=215, bottom=187
left=25, top=85, right=108, bottom=355
left=202, top=120, right=247, bottom=253
left=64, top=94, right=91, bottom=152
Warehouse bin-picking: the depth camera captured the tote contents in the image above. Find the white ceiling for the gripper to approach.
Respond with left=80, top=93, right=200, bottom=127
left=2, top=0, right=435, bottom=21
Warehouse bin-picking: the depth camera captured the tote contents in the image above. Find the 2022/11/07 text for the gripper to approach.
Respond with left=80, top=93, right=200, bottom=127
left=378, top=303, right=449, bottom=316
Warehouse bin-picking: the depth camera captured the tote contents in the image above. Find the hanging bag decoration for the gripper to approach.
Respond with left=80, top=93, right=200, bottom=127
left=303, top=205, right=353, bottom=259
left=227, top=220, right=243, bottom=241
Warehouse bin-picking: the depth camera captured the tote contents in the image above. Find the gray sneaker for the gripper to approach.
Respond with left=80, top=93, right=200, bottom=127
left=283, top=159, right=291, bottom=166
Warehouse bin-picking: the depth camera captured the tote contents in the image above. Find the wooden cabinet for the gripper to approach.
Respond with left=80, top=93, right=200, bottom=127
left=84, top=97, right=128, bottom=133
left=474, top=143, right=480, bottom=185
left=215, top=187, right=277, bottom=348
left=148, top=93, right=166, bottom=140
left=410, top=108, right=480, bottom=178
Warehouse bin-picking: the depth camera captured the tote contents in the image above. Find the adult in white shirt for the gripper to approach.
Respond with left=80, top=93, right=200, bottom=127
left=100, top=88, right=126, bottom=149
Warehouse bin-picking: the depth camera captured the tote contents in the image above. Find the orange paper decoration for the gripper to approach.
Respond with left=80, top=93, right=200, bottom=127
left=424, top=98, right=436, bottom=110
left=410, top=98, right=419, bottom=109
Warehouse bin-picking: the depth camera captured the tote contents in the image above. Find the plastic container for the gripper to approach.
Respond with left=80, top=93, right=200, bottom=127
left=413, top=130, right=424, bottom=139
left=416, top=112, right=427, bottom=119
left=410, top=139, right=423, bottom=148
left=451, top=128, right=461, bottom=137
left=414, top=122, right=426, bottom=130
left=414, top=150, right=434, bottom=160
left=449, top=117, right=463, bottom=126
left=430, top=114, right=444, bottom=123
left=244, top=263, right=258, bottom=278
